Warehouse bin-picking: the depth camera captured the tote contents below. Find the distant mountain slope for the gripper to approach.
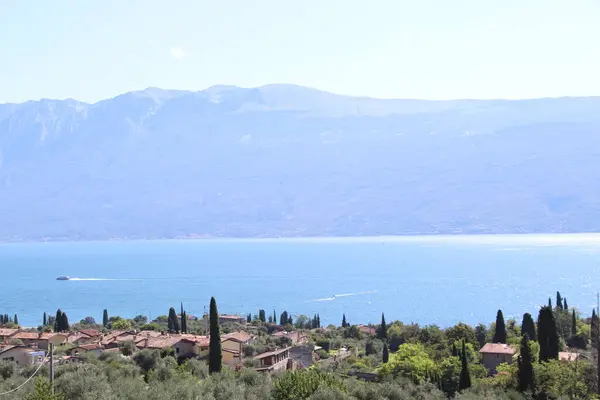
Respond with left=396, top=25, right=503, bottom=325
left=1, top=84, right=599, bottom=241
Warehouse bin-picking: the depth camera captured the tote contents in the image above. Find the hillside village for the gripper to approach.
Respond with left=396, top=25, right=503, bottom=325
left=0, top=292, right=597, bottom=399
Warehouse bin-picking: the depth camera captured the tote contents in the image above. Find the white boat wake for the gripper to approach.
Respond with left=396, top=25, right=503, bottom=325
left=67, top=278, right=144, bottom=281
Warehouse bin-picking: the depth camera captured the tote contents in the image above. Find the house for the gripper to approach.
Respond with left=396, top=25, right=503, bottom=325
left=559, top=351, right=580, bottom=362
left=357, top=325, right=376, bottom=336
left=255, top=347, right=292, bottom=373
left=59, top=355, right=86, bottom=365
left=69, top=343, right=105, bottom=357
left=218, top=315, right=246, bottom=325
left=69, top=329, right=101, bottom=345
left=0, top=346, right=45, bottom=366
left=220, top=332, right=253, bottom=366
left=0, top=328, right=19, bottom=343
left=479, top=343, right=516, bottom=374
left=10, top=332, right=68, bottom=351
left=271, top=331, right=308, bottom=345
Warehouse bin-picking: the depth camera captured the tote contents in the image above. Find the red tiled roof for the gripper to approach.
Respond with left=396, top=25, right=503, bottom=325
left=74, top=343, right=103, bottom=351
left=222, top=331, right=253, bottom=343
left=78, top=329, right=100, bottom=338
left=137, top=330, right=162, bottom=338
left=479, top=343, right=516, bottom=355
left=0, top=329, right=19, bottom=337
left=255, top=347, right=291, bottom=359
left=181, top=335, right=210, bottom=346
left=11, top=332, right=42, bottom=340
left=145, top=336, right=182, bottom=349
left=219, top=315, right=245, bottom=320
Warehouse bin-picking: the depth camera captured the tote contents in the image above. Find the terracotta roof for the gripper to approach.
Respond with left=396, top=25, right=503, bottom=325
left=102, top=331, right=125, bottom=342
left=0, top=329, right=19, bottom=337
left=479, top=343, right=516, bottom=355
left=222, top=331, right=253, bottom=343
left=559, top=352, right=579, bottom=361
left=0, top=345, right=39, bottom=355
left=145, top=336, right=182, bottom=349
left=137, top=330, right=162, bottom=338
left=181, top=335, right=210, bottom=346
left=11, top=332, right=42, bottom=340
left=40, top=333, right=66, bottom=340
left=357, top=325, right=376, bottom=335
left=78, top=329, right=100, bottom=338
left=219, top=315, right=245, bottom=320
left=74, top=343, right=103, bottom=351
left=255, top=347, right=291, bottom=360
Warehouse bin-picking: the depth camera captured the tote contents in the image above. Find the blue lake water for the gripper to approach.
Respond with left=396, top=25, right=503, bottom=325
left=0, top=234, right=598, bottom=328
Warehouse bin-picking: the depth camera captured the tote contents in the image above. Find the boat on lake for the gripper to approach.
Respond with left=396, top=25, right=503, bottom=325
left=56, top=275, right=70, bottom=281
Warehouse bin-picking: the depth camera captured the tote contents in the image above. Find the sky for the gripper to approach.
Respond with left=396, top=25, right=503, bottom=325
left=1, top=0, right=599, bottom=103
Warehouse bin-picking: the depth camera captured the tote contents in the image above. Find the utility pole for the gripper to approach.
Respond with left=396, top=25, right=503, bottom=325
left=49, top=343, right=54, bottom=394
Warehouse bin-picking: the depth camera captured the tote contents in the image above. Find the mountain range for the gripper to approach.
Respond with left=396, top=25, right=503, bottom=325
left=1, top=84, right=600, bottom=241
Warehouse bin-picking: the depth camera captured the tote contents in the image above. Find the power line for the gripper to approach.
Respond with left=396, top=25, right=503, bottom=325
left=0, top=345, right=53, bottom=396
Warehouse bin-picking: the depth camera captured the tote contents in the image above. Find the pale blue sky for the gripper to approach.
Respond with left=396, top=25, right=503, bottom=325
left=1, top=0, right=599, bottom=103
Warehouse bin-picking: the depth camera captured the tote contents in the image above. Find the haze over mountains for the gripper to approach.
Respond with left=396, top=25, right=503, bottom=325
left=1, top=84, right=599, bottom=241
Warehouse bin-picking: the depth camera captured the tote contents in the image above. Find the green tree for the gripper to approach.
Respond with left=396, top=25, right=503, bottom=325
left=341, top=314, right=347, bottom=328
left=209, top=297, right=222, bottom=373
left=273, top=370, right=343, bottom=400
left=378, top=343, right=438, bottom=384
left=13, top=314, right=18, bottom=326
left=102, top=309, right=108, bottom=327
left=521, top=312, right=537, bottom=341
left=571, top=309, right=577, bottom=335
left=377, top=313, right=387, bottom=340
left=538, top=306, right=559, bottom=362
left=43, top=312, right=47, bottom=327
left=111, top=318, right=132, bottom=330
left=26, top=377, right=64, bottom=400
left=548, top=298, right=552, bottom=308
left=563, top=298, right=568, bottom=310
left=474, top=323, right=487, bottom=347
left=446, top=322, right=478, bottom=348
left=493, top=310, right=507, bottom=343
left=273, top=310, right=277, bottom=324
left=382, top=343, right=389, bottom=363
left=459, top=340, right=471, bottom=390
left=258, top=309, right=266, bottom=323
left=247, top=313, right=251, bottom=323
left=556, top=291, right=563, bottom=310
left=517, top=333, right=534, bottom=393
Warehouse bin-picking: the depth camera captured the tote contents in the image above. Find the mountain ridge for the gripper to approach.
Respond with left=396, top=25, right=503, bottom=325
left=1, top=84, right=599, bottom=241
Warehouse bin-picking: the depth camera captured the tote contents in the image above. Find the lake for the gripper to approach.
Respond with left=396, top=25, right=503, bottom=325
left=0, top=234, right=598, bottom=328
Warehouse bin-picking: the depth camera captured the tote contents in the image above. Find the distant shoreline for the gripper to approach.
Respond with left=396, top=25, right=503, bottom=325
left=3, top=232, right=600, bottom=246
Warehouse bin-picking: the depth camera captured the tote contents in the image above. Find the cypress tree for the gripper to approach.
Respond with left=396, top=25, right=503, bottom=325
left=168, top=308, right=176, bottom=332
left=268, top=315, right=273, bottom=324
left=493, top=310, right=507, bottom=343
left=288, top=315, right=293, bottom=326
left=591, top=309, right=598, bottom=349
left=342, top=314, right=347, bottom=328
left=55, top=310, right=62, bottom=332
left=62, top=311, right=70, bottom=332
left=548, top=298, right=552, bottom=308
left=43, top=312, right=47, bottom=327
left=452, top=342, right=458, bottom=357
left=383, top=343, right=389, bottom=363
left=571, top=309, right=577, bottom=335
left=182, top=311, right=187, bottom=334
left=14, top=314, right=18, bottom=326
left=209, top=297, right=222, bottom=373
left=556, top=291, right=563, bottom=310
left=521, top=313, right=537, bottom=341
left=377, top=313, right=387, bottom=340
left=259, top=309, right=266, bottom=323
left=280, top=311, right=288, bottom=326
left=246, top=313, right=251, bottom=323
left=102, top=309, right=109, bottom=327
left=317, top=314, right=320, bottom=328
left=272, top=310, right=276, bottom=324
left=563, top=298, right=568, bottom=311
left=459, top=340, right=471, bottom=390
left=517, top=333, right=534, bottom=392
left=537, top=306, right=559, bottom=362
